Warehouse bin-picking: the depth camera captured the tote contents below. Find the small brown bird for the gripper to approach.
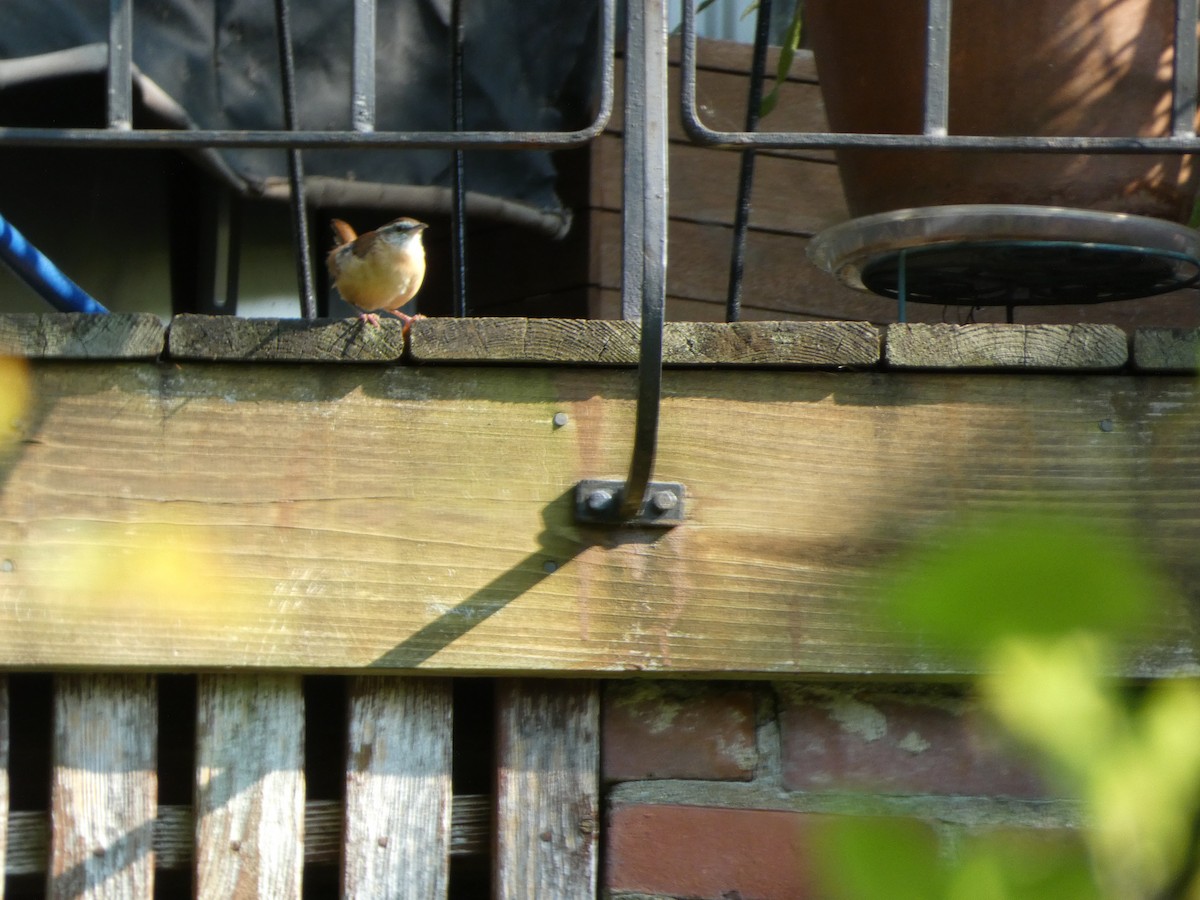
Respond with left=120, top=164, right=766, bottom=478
left=327, top=217, right=428, bottom=332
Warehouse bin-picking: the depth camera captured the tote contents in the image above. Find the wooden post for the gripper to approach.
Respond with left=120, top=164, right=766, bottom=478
left=495, top=680, right=599, bottom=899
left=195, top=675, right=304, bottom=900
left=0, top=676, right=7, bottom=900
left=343, top=677, right=453, bottom=899
left=48, top=675, right=157, bottom=900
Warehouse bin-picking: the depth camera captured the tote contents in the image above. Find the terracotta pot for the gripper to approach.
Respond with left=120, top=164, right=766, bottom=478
left=805, top=0, right=1199, bottom=222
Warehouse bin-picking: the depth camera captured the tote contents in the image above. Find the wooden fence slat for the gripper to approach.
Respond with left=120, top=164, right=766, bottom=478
left=343, top=677, right=453, bottom=899
left=195, top=675, right=304, bottom=900
left=0, top=676, right=7, bottom=900
left=495, top=680, right=599, bottom=900
left=48, top=675, right=157, bottom=900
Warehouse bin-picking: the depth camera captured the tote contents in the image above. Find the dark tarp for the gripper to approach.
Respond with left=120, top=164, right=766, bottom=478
left=0, top=0, right=600, bottom=237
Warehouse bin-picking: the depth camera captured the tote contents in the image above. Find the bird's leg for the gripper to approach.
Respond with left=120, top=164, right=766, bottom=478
left=385, top=309, right=427, bottom=337
left=356, top=312, right=383, bottom=326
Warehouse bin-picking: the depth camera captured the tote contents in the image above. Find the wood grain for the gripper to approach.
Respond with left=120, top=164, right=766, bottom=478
left=494, top=680, right=599, bottom=900
left=585, top=285, right=1015, bottom=325
left=0, top=314, right=164, bottom=360
left=1, top=362, right=1199, bottom=676
left=0, top=677, right=6, bottom=900
left=48, top=675, right=157, bottom=900
left=590, top=133, right=847, bottom=235
left=195, top=675, right=304, bottom=900
left=1133, top=328, right=1200, bottom=373
left=410, top=319, right=880, bottom=367
left=168, top=315, right=406, bottom=362
left=885, top=324, right=1129, bottom=370
left=589, top=209, right=880, bottom=317
left=343, top=677, right=453, bottom=899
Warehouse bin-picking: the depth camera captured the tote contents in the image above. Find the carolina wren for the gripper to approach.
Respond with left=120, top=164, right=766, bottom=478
left=327, top=217, right=428, bottom=331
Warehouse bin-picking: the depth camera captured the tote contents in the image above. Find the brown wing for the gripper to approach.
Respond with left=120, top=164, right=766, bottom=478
left=330, top=219, right=358, bottom=248
left=349, top=229, right=384, bottom=259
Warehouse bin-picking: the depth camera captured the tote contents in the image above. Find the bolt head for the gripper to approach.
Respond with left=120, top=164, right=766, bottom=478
left=586, top=489, right=614, bottom=511
left=651, top=490, right=678, bottom=512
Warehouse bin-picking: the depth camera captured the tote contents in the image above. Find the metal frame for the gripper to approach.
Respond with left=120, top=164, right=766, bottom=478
left=681, top=0, right=1200, bottom=152
left=576, top=0, right=681, bottom=527
left=2, top=0, right=617, bottom=150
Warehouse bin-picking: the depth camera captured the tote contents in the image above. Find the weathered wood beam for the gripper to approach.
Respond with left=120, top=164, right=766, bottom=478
left=0, top=317, right=1197, bottom=676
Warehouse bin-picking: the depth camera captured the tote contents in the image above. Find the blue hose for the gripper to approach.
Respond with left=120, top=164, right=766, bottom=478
left=0, top=212, right=109, bottom=314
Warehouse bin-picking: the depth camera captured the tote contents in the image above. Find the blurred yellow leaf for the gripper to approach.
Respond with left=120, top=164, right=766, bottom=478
left=981, top=634, right=1119, bottom=776
left=44, top=523, right=220, bottom=617
left=0, top=356, right=31, bottom=447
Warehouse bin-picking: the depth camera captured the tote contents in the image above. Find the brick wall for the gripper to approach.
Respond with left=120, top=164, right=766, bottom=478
left=602, top=681, right=1079, bottom=899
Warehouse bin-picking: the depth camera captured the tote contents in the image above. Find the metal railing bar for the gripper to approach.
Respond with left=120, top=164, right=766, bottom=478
left=107, top=0, right=133, bottom=129
left=450, top=0, right=469, bottom=316
left=618, top=0, right=669, bottom=519
left=273, top=0, right=317, bottom=318
left=352, top=0, right=376, bottom=133
left=1174, top=0, right=1198, bottom=137
left=0, top=125, right=612, bottom=149
left=676, top=127, right=1200, bottom=152
left=923, top=0, right=952, bottom=137
left=725, top=0, right=773, bottom=323
left=17, top=132, right=1200, bottom=153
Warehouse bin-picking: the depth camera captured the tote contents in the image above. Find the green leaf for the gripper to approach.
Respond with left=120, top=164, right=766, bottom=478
left=760, top=5, right=803, bottom=119
left=880, top=511, right=1172, bottom=657
left=812, top=817, right=947, bottom=900
left=950, top=830, right=1098, bottom=900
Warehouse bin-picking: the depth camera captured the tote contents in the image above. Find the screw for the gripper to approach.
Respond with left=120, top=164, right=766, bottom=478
left=0, top=559, right=12, bottom=573
left=1099, top=418, right=1115, bottom=433
left=587, top=489, right=614, bottom=511
left=542, top=559, right=558, bottom=574
left=650, top=489, right=678, bottom=512
left=552, top=412, right=569, bottom=427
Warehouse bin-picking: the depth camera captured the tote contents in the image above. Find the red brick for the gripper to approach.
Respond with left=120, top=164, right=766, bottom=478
left=603, top=683, right=758, bottom=782
left=778, top=685, right=1049, bottom=798
left=606, top=804, right=822, bottom=899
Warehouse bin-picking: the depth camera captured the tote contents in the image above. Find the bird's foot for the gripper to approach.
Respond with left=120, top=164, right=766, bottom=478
left=386, top=310, right=427, bottom=337
left=356, top=312, right=383, bottom=326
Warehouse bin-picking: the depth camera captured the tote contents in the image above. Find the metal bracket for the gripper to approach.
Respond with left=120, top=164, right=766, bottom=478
left=574, top=480, right=685, bottom=527
left=573, top=0, right=684, bottom=528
